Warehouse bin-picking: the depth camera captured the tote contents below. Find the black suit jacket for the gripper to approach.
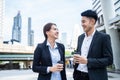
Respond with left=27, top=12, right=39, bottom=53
left=73, top=31, right=113, bottom=80
left=32, top=40, right=67, bottom=80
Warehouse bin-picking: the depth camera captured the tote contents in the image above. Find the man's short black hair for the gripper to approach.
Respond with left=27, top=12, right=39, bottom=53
left=81, top=10, right=98, bottom=22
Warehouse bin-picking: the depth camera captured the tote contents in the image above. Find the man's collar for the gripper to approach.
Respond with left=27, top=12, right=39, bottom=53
left=85, top=29, right=96, bottom=37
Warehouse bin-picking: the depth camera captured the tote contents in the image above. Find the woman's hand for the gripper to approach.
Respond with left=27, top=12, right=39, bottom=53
left=49, top=64, right=63, bottom=72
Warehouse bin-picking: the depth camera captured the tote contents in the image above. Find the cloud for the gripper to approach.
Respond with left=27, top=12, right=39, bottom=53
left=4, top=0, right=92, bottom=46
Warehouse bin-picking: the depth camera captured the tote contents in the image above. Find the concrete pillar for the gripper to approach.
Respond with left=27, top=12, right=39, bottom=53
left=100, top=0, right=120, bottom=69
left=19, top=62, right=24, bottom=69
left=9, top=61, right=13, bottom=69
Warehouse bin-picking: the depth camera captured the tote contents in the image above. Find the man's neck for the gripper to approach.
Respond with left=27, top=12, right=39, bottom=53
left=86, top=27, right=95, bottom=37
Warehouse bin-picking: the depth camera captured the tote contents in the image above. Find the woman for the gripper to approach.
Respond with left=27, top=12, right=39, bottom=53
left=32, top=23, right=67, bottom=80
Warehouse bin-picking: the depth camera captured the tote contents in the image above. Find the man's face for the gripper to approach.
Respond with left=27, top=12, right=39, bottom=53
left=81, top=16, right=94, bottom=33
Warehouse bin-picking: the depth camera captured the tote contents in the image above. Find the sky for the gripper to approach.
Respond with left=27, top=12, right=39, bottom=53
left=4, top=0, right=92, bottom=46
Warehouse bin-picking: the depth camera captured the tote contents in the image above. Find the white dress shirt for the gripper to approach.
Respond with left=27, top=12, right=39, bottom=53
left=77, top=30, right=95, bottom=73
left=47, top=41, right=61, bottom=80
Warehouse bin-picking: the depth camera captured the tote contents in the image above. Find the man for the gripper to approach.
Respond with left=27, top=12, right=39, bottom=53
left=73, top=10, right=113, bottom=80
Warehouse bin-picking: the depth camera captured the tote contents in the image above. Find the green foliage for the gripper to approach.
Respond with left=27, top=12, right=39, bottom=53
left=65, top=51, right=71, bottom=55
left=0, top=61, right=2, bottom=64
left=65, top=50, right=72, bottom=58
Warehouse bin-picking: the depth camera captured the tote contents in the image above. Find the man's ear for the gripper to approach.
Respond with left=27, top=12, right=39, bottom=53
left=91, top=18, right=96, bottom=25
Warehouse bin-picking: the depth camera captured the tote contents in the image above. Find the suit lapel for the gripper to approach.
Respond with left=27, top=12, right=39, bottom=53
left=57, top=43, right=63, bottom=61
left=43, top=40, right=52, bottom=65
left=46, top=46, right=53, bottom=64
left=44, top=41, right=63, bottom=65
left=78, top=34, right=85, bottom=55
left=87, top=31, right=98, bottom=57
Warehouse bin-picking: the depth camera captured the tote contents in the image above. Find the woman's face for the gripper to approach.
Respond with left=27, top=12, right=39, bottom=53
left=46, top=25, right=59, bottom=40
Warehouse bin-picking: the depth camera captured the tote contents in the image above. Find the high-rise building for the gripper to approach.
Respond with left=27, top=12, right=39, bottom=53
left=92, top=0, right=120, bottom=69
left=92, top=0, right=120, bottom=31
left=0, top=0, right=5, bottom=44
left=61, top=32, right=67, bottom=48
left=71, top=24, right=81, bottom=50
left=92, top=0, right=105, bottom=31
left=114, top=0, right=120, bottom=16
left=28, top=17, right=34, bottom=46
left=11, top=11, right=22, bottom=44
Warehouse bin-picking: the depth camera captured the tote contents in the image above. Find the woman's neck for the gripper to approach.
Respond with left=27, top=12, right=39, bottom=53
left=47, top=38, right=55, bottom=48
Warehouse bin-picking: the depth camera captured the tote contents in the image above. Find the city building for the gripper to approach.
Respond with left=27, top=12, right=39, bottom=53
left=61, top=32, right=67, bottom=48
left=11, top=11, right=22, bottom=44
left=92, top=0, right=120, bottom=70
left=0, top=0, right=5, bottom=44
left=70, top=24, right=81, bottom=50
left=28, top=17, right=34, bottom=46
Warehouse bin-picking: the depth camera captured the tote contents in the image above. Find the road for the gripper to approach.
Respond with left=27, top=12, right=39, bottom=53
left=0, top=68, right=120, bottom=80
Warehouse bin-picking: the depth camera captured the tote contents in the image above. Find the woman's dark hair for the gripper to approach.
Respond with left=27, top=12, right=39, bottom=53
left=81, top=10, right=98, bottom=23
left=43, top=22, right=57, bottom=39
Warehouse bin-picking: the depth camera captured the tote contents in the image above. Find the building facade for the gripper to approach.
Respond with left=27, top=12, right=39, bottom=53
left=28, top=17, right=34, bottom=46
left=92, top=0, right=120, bottom=70
left=61, top=32, right=67, bottom=48
left=0, top=0, right=5, bottom=44
left=70, top=24, right=81, bottom=50
left=11, top=11, right=22, bottom=44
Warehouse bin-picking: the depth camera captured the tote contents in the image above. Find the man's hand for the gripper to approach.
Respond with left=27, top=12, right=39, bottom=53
left=74, top=54, right=88, bottom=64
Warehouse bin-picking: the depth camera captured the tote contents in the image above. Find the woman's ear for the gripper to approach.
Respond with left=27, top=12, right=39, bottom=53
left=46, top=31, right=49, bottom=36
left=46, top=31, right=48, bottom=35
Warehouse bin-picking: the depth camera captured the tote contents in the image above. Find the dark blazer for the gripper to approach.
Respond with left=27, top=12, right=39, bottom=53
left=32, top=40, right=67, bottom=80
left=73, top=31, right=113, bottom=80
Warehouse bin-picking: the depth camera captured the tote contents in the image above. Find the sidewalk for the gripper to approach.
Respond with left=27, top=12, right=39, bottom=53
left=66, top=68, right=120, bottom=80
left=108, top=69, right=120, bottom=74
left=0, top=68, right=119, bottom=80
left=108, top=69, right=120, bottom=80
left=108, top=72, right=120, bottom=80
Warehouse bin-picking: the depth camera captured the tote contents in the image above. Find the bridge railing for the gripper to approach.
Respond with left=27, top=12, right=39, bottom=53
left=0, top=43, right=35, bottom=54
